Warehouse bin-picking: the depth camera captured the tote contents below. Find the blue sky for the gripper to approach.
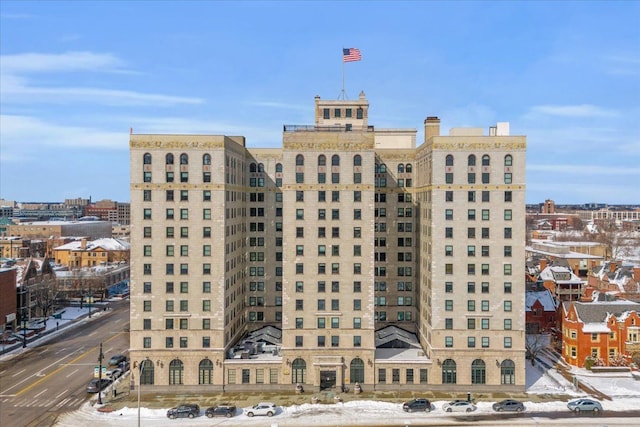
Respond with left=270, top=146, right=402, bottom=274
left=1, top=1, right=639, bottom=204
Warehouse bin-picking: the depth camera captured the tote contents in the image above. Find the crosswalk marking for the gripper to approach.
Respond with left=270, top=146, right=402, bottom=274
left=8, top=396, right=86, bottom=408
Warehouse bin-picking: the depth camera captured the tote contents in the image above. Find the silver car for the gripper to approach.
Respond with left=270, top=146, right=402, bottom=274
left=567, top=398, right=603, bottom=413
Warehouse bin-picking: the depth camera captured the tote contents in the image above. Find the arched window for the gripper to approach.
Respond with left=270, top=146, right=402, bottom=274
left=397, top=164, right=404, bottom=173
left=202, top=154, right=211, bottom=165
left=374, top=163, right=380, bottom=174
left=500, top=359, right=515, bottom=384
left=445, top=155, right=454, bottom=166
left=442, top=359, right=456, bottom=384
left=504, top=155, right=513, bottom=166
left=180, top=153, right=189, bottom=165
left=291, top=358, right=306, bottom=384
left=258, top=163, right=265, bottom=172
left=350, top=358, right=365, bottom=383
left=379, top=164, right=387, bottom=173
left=169, top=359, right=184, bottom=385
left=166, top=153, right=174, bottom=165
left=331, top=155, right=340, bottom=166
left=318, top=155, right=326, bottom=166
left=405, top=163, right=412, bottom=173
left=353, top=155, right=362, bottom=167
left=296, top=154, right=305, bottom=166
left=249, top=163, right=257, bottom=173
left=471, top=359, right=486, bottom=384
left=143, top=153, right=152, bottom=164
left=276, top=163, right=283, bottom=173
left=140, top=359, right=154, bottom=385
left=482, top=155, right=490, bottom=166
left=199, top=359, right=213, bottom=385
left=468, top=155, right=476, bottom=166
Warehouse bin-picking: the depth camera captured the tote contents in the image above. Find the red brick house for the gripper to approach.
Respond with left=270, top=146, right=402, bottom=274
left=561, top=297, right=640, bottom=368
left=525, top=290, right=559, bottom=334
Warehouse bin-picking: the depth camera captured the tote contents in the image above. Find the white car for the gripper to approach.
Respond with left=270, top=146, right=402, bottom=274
left=105, top=368, right=123, bottom=380
left=244, top=402, right=276, bottom=417
left=442, top=400, right=476, bottom=413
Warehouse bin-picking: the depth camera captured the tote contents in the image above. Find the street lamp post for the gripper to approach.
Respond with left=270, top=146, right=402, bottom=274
left=137, top=358, right=149, bottom=427
left=97, top=342, right=104, bottom=404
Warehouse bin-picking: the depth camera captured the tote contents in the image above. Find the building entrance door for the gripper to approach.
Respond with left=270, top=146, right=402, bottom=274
left=320, top=370, right=336, bottom=390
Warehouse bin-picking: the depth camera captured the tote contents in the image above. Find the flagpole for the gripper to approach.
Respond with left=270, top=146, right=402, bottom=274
left=341, top=48, right=345, bottom=100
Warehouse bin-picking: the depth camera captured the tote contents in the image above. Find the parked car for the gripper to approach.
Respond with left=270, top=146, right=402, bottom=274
left=104, top=368, right=123, bottom=381
left=402, top=398, right=431, bottom=412
left=567, top=398, right=603, bottom=413
left=167, top=404, right=200, bottom=419
left=244, top=402, right=276, bottom=417
left=86, top=378, right=112, bottom=393
left=119, top=360, right=130, bottom=372
left=108, top=354, right=127, bottom=366
left=442, top=400, right=476, bottom=413
left=205, top=405, right=236, bottom=418
left=492, top=399, right=525, bottom=412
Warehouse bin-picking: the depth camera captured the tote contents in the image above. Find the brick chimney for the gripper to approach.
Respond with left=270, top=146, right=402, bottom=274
left=633, top=266, right=640, bottom=282
left=424, top=116, right=440, bottom=142
left=81, top=238, right=87, bottom=250
left=609, top=261, right=617, bottom=273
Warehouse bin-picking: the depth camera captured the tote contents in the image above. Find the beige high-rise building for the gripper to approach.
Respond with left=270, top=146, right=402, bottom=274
left=129, top=92, right=526, bottom=393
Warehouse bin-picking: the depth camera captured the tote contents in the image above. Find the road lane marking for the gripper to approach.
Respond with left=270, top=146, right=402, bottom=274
left=14, top=332, right=124, bottom=396
left=11, top=369, right=26, bottom=378
left=55, top=389, right=68, bottom=398
left=88, top=331, right=97, bottom=337
left=55, top=397, right=71, bottom=407
left=33, top=388, right=48, bottom=399
left=55, top=348, right=67, bottom=354
left=66, top=369, right=78, bottom=378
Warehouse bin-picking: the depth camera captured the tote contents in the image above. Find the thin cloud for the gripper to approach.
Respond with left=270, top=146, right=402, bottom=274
left=529, top=104, right=618, bottom=118
left=528, top=164, right=640, bottom=176
left=0, top=114, right=129, bottom=151
left=1, top=51, right=126, bottom=73
left=246, top=101, right=308, bottom=111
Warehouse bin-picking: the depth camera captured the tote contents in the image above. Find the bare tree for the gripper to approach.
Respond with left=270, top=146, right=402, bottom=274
left=526, top=334, right=550, bottom=366
left=32, top=277, right=62, bottom=320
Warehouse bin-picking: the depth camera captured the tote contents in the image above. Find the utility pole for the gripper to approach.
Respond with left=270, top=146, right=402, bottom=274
left=97, top=342, right=104, bottom=404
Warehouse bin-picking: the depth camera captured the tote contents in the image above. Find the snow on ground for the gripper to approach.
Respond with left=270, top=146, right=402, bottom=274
left=55, top=397, right=640, bottom=427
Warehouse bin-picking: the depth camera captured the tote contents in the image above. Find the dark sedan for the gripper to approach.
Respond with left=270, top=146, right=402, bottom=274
left=492, top=399, right=525, bottom=412
left=205, top=405, right=236, bottom=418
left=86, top=378, right=112, bottom=393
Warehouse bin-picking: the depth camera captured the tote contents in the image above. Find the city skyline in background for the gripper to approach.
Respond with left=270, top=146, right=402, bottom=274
left=1, top=1, right=639, bottom=204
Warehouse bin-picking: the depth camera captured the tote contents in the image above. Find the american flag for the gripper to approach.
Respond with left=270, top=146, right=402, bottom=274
left=343, top=48, right=362, bottom=62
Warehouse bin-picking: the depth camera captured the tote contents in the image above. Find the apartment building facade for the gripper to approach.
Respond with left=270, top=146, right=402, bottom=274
left=129, top=92, right=526, bottom=393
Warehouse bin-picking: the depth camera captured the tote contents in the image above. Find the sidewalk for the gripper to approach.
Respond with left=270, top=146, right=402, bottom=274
left=0, top=300, right=118, bottom=361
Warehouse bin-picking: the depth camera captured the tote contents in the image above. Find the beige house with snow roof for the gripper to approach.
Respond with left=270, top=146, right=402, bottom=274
left=53, top=237, right=130, bottom=268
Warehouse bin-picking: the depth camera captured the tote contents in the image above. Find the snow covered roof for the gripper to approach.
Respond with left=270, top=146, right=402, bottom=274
left=538, top=265, right=585, bottom=284
left=582, top=323, right=613, bottom=333
left=375, top=325, right=420, bottom=348
left=54, top=237, right=130, bottom=251
left=526, top=290, right=559, bottom=312
left=572, top=300, right=640, bottom=324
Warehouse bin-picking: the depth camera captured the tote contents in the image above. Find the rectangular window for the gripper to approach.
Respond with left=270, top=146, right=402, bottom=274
left=482, top=337, right=489, bottom=348
left=504, top=209, right=512, bottom=220
left=143, top=300, right=151, bottom=311
left=445, top=300, right=453, bottom=311
left=445, top=336, right=453, bottom=347
left=482, top=209, right=490, bottom=220
left=166, top=300, right=174, bottom=312
left=468, top=209, right=476, bottom=220
left=468, top=337, right=476, bottom=348
left=445, top=209, right=453, bottom=220
left=504, top=337, right=512, bottom=348
left=504, top=300, right=512, bottom=312
left=331, top=336, right=339, bottom=347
